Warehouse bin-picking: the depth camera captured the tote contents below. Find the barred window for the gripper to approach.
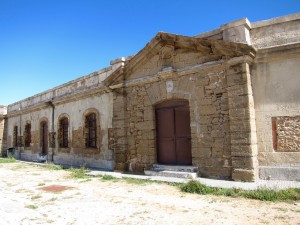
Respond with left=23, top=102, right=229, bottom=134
left=85, top=113, right=97, bottom=148
left=24, top=123, right=31, bottom=147
left=13, top=126, right=18, bottom=147
left=59, top=117, right=69, bottom=148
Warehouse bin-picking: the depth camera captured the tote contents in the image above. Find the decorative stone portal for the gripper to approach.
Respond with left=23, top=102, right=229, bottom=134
left=155, top=100, right=192, bottom=165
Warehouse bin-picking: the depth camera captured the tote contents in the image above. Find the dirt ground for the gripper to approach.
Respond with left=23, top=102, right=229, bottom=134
left=0, top=162, right=299, bottom=225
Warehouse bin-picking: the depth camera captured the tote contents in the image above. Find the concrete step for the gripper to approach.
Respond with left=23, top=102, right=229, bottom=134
left=144, top=169, right=197, bottom=179
left=144, top=164, right=198, bottom=179
left=152, top=164, right=198, bottom=173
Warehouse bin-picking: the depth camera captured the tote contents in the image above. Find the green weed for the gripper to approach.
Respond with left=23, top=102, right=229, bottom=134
left=122, top=177, right=159, bottom=185
left=31, top=195, right=42, bottom=200
left=0, top=157, right=16, bottom=163
left=67, top=167, right=90, bottom=179
left=25, top=204, right=38, bottom=210
left=180, top=180, right=300, bottom=201
left=102, top=175, right=116, bottom=180
left=44, top=163, right=63, bottom=170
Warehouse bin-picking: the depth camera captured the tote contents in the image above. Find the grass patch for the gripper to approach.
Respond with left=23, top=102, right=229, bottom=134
left=67, top=167, right=90, bottom=179
left=240, top=188, right=300, bottom=201
left=0, top=157, right=16, bottom=163
left=122, top=177, right=159, bottom=185
left=25, top=204, right=38, bottom=210
left=44, top=163, right=63, bottom=170
left=102, top=175, right=116, bottom=181
left=180, top=180, right=300, bottom=201
left=31, top=195, right=42, bottom=200
left=38, top=182, right=45, bottom=186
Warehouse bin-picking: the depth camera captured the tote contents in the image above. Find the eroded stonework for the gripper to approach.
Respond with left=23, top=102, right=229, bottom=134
left=2, top=13, right=300, bottom=181
left=273, top=116, right=300, bottom=152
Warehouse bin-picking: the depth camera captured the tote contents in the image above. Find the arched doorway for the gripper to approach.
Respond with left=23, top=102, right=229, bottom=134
left=155, top=100, right=192, bottom=165
left=40, top=121, right=48, bottom=155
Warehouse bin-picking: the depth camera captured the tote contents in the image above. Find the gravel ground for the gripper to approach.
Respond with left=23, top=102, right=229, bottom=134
left=0, top=162, right=299, bottom=225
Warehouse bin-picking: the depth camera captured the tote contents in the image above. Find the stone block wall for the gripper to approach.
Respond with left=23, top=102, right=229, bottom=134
left=113, top=59, right=258, bottom=179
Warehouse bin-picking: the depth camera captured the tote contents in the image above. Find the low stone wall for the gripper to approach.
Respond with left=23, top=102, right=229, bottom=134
left=53, top=154, right=114, bottom=170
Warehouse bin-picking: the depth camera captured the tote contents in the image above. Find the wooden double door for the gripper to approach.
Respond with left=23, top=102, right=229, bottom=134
left=155, top=100, right=192, bottom=165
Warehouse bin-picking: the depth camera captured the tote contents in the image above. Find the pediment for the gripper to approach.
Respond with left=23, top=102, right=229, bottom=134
left=105, top=32, right=256, bottom=87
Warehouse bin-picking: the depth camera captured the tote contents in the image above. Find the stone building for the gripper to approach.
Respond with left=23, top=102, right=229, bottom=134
left=1, top=13, right=300, bottom=181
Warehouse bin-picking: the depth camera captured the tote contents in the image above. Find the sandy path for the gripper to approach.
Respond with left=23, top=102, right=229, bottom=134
left=0, top=162, right=299, bottom=225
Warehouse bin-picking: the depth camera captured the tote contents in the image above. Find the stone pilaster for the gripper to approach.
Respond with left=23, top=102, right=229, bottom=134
left=112, top=89, right=129, bottom=171
left=227, top=61, right=259, bottom=181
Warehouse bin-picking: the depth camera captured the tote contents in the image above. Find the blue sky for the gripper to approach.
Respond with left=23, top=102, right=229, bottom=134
left=0, top=0, right=299, bottom=105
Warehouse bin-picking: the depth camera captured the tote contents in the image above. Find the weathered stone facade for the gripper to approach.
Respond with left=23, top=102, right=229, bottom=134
left=5, top=62, right=123, bottom=170
left=2, top=13, right=300, bottom=181
left=107, top=33, right=258, bottom=180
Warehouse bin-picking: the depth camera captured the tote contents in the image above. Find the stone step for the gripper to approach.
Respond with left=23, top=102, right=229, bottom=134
left=144, top=169, right=197, bottom=179
left=144, top=164, right=198, bottom=179
left=152, top=164, right=198, bottom=173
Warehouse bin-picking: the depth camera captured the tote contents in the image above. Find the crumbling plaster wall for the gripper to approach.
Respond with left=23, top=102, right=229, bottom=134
left=53, top=93, right=113, bottom=169
left=252, top=54, right=300, bottom=167
left=251, top=14, right=300, bottom=49
left=7, top=107, right=52, bottom=158
left=6, top=93, right=113, bottom=169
